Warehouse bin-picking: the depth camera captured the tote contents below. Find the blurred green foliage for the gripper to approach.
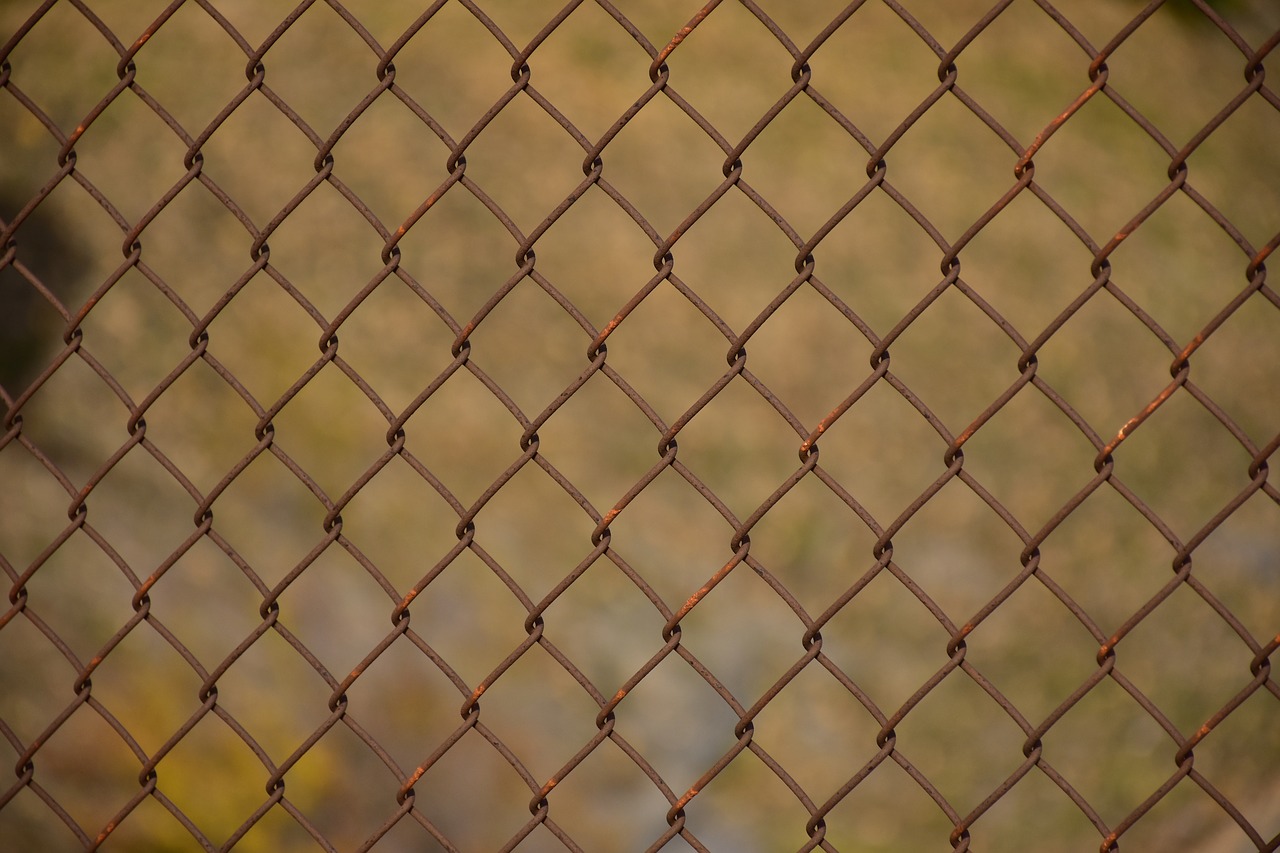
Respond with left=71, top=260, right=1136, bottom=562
left=1, top=1, right=1278, bottom=851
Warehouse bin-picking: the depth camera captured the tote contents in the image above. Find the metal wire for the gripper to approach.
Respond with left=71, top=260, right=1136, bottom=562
left=1, top=0, right=1278, bottom=851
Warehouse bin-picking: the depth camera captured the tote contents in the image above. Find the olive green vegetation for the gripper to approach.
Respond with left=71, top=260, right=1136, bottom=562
left=1, top=1, right=1277, bottom=851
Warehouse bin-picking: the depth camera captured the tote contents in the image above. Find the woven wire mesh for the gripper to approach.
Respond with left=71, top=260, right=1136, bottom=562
left=2, top=0, right=1279, bottom=850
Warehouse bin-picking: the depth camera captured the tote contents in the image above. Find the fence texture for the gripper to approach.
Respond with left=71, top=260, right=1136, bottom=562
left=2, top=0, right=1279, bottom=851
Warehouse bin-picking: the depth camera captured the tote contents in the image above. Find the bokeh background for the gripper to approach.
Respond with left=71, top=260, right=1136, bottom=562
left=1, top=0, right=1278, bottom=850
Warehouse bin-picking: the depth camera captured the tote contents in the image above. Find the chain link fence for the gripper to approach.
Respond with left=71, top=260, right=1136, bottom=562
left=2, top=0, right=1278, bottom=850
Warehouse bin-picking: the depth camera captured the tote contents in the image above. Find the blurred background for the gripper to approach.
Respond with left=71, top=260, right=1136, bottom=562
left=1, top=0, right=1278, bottom=850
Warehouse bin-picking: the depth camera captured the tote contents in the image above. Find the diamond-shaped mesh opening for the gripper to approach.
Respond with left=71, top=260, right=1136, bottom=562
left=949, top=1, right=1095, bottom=145
left=138, top=535, right=267, bottom=667
left=22, top=704, right=144, bottom=837
left=675, top=556, right=804, bottom=701
left=520, top=1, right=655, bottom=141
left=816, top=567, right=944, bottom=716
left=391, top=173, right=516, bottom=322
left=1187, top=94, right=1280, bottom=245
left=1029, top=91, right=1180, bottom=241
left=265, top=362, right=394, bottom=499
left=1032, top=284, right=1179, bottom=434
left=596, top=91, right=731, bottom=233
left=263, top=181, right=392, bottom=320
left=1108, top=191, right=1249, bottom=342
left=61, top=95, right=190, bottom=225
left=468, top=461, right=599, bottom=597
left=152, top=712, right=273, bottom=842
left=600, top=279, right=732, bottom=422
left=739, top=470, right=879, bottom=614
left=974, top=766, right=1105, bottom=851
left=876, top=92, right=1016, bottom=243
left=465, top=278, right=594, bottom=415
left=804, top=2, right=943, bottom=149
left=71, top=268, right=194, bottom=398
left=1106, top=3, right=1257, bottom=143
left=537, top=547, right=664, bottom=691
left=959, top=386, right=1101, bottom=531
left=460, top=96, right=591, bottom=231
left=892, top=668, right=1033, bottom=814
left=126, top=3, right=250, bottom=135
left=1038, top=674, right=1174, bottom=824
left=136, top=186, right=259, bottom=318
left=255, top=3, right=384, bottom=136
left=193, top=622, right=336, bottom=756
left=887, top=282, right=1026, bottom=432
left=325, top=94, right=454, bottom=227
left=890, top=477, right=1030, bottom=620
left=658, top=1, right=797, bottom=145
left=1036, top=484, right=1178, bottom=632
left=818, top=755, right=958, bottom=850
left=1, top=4, right=120, bottom=130
left=958, top=188, right=1097, bottom=335
left=536, top=733, right=677, bottom=843
left=959, top=576, right=1102, bottom=725
left=609, top=650, right=743, bottom=792
left=191, top=90, right=323, bottom=228
left=2, top=2, right=1277, bottom=851
left=528, top=183, right=664, bottom=327
left=746, top=660, right=884, bottom=797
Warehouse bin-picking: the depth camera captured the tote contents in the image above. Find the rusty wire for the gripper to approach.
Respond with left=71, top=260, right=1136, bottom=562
left=1, top=0, right=1279, bottom=851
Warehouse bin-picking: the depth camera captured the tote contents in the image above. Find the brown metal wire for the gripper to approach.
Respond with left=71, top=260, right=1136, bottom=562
left=1, top=0, right=1278, bottom=851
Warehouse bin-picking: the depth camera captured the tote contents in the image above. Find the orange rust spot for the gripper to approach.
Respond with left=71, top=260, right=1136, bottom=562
left=657, top=26, right=695, bottom=64
left=1112, top=416, right=1140, bottom=445
left=1017, top=82, right=1101, bottom=174
left=600, top=313, right=625, bottom=338
left=953, top=421, right=980, bottom=449
left=676, top=581, right=716, bottom=620
left=592, top=317, right=623, bottom=353
left=1108, top=380, right=1179, bottom=453
left=656, top=4, right=716, bottom=65
left=1176, top=331, right=1206, bottom=363
left=673, top=787, right=700, bottom=810
left=804, top=417, right=832, bottom=450
left=1048, top=102, right=1075, bottom=126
